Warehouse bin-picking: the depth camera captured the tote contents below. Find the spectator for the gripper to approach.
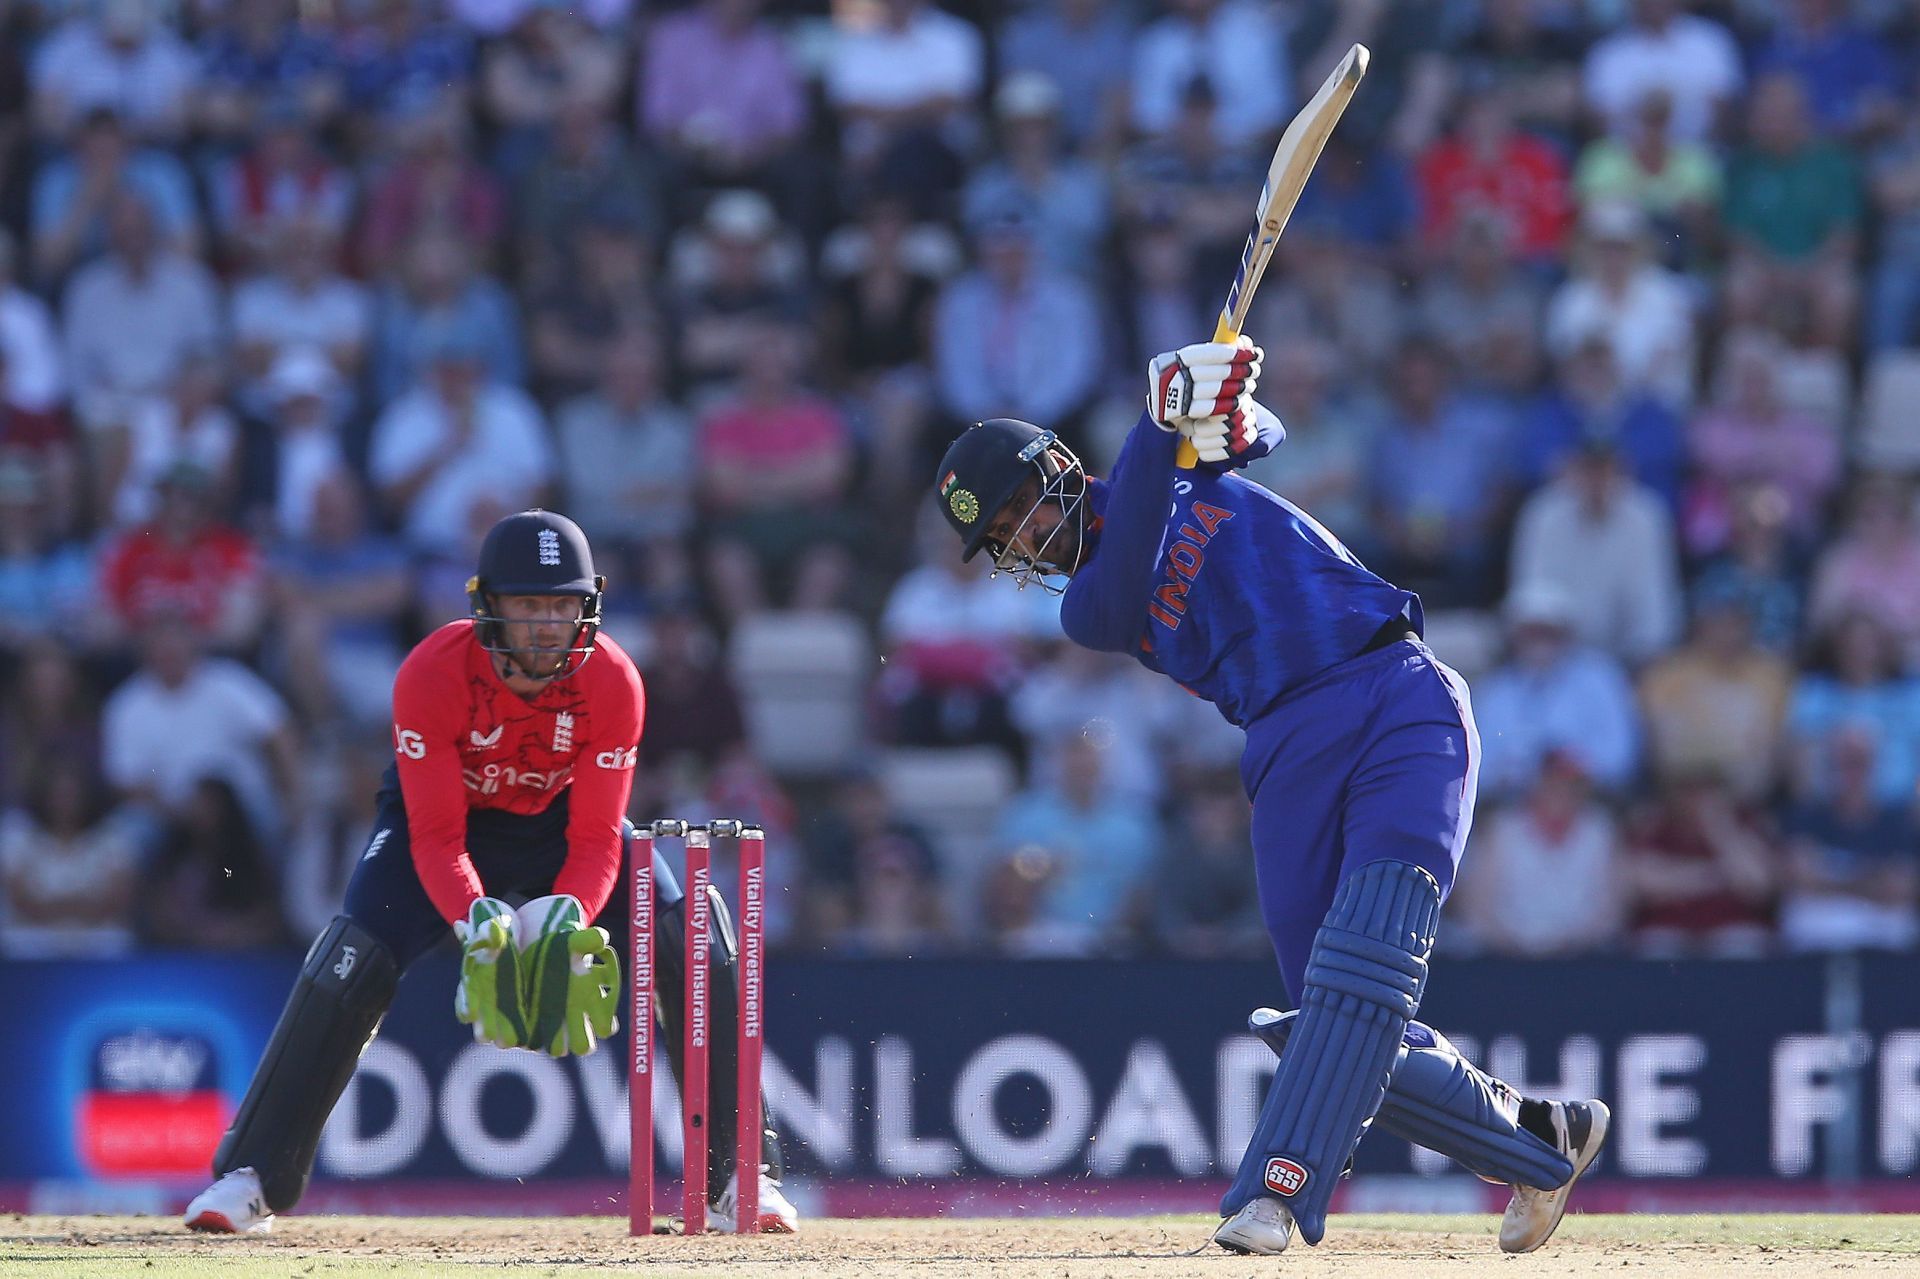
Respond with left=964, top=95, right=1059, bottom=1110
left=1148, top=770, right=1264, bottom=957
left=803, top=769, right=948, bottom=955
left=818, top=193, right=948, bottom=389
left=271, top=473, right=409, bottom=728
left=1693, top=484, right=1805, bottom=656
left=1572, top=90, right=1720, bottom=267
left=1786, top=611, right=1920, bottom=809
left=932, top=202, right=1103, bottom=432
left=194, top=0, right=342, bottom=144
left=1453, top=0, right=1584, bottom=144
left=30, top=0, right=199, bottom=143
left=1509, top=437, right=1682, bottom=665
left=1722, top=73, right=1861, bottom=348
left=60, top=191, right=221, bottom=434
left=229, top=218, right=369, bottom=410
left=237, top=345, right=353, bottom=543
left=0, top=759, right=142, bottom=958
left=99, top=461, right=265, bottom=649
left=635, top=609, right=747, bottom=772
left=1867, top=77, right=1920, bottom=350
left=1364, top=336, right=1513, bottom=607
left=98, top=350, right=238, bottom=529
left=697, top=315, right=855, bottom=620
left=1780, top=727, right=1919, bottom=952
left=639, top=0, right=808, bottom=190
left=0, top=349, right=82, bottom=537
left=990, top=733, right=1160, bottom=955
left=1012, top=643, right=1185, bottom=806
left=517, top=86, right=662, bottom=291
left=367, top=324, right=552, bottom=558
left=0, top=227, right=64, bottom=411
left=206, top=103, right=354, bottom=271
left=879, top=511, right=1059, bottom=755
left=1111, top=210, right=1209, bottom=380
left=336, top=0, right=474, bottom=141
left=1415, top=210, right=1545, bottom=381
left=31, top=106, right=198, bottom=283
left=553, top=326, right=694, bottom=574
left=526, top=202, right=658, bottom=401
left=1254, top=226, right=1405, bottom=383
left=1582, top=0, right=1742, bottom=145
left=1286, top=132, right=1417, bottom=271
left=1808, top=475, right=1920, bottom=647
left=1684, top=329, right=1840, bottom=558
left=1415, top=87, right=1574, bottom=268
left=823, top=0, right=982, bottom=210
left=0, top=458, right=96, bottom=654
left=1623, top=769, right=1777, bottom=956
left=1637, top=584, right=1793, bottom=802
left=1517, top=336, right=1683, bottom=506
left=1287, top=0, right=1453, bottom=157
left=1473, top=582, right=1641, bottom=798
left=141, top=776, right=289, bottom=948
left=1238, top=337, right=1377, bottom=535
left=367, top=229, right=523, bottom=402
left=479, top=3, right=623, bottom=177
left=962, top=73, right=1110, bottom=281
left=0, top=642, right=102, bottom=806
left=1454, top=752, right=1627, bottom=957
left=1129, top=0, right=1288, bottom=148
left=358, top=102, right=506, bottom=277
left=101, top=611, right=300, bottom=835
left=997, top=0, right=1134, bottom=156
left=1750, top=0, right=1898, bottom=142
left=669, top=190, right=809, bottom=392
left=1545, top=201, right=1695, bottom=411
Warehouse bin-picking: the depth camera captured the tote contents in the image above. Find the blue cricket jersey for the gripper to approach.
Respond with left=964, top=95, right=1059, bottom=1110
left=1059, top=411, right=1419, bottom=727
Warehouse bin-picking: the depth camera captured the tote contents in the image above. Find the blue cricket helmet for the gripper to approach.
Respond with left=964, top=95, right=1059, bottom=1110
left=935, top=418, right=1057, bottom=562
left=466, top=509, right=605, bottom=674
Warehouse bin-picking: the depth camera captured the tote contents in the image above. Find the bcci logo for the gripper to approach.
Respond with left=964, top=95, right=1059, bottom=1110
left=1264, top=1156, right=1309, bottom=1197
left=948, top=488, right=980, bottom=525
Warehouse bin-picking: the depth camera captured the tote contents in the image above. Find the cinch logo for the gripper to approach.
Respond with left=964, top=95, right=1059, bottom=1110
left=462, top=763, right=571, bottom=795
left=594, top=746, right=637, bottom=769
left=1147, top=501, right=1234, bottom=631
left=1264, top=1156, right=1309, bottom=1197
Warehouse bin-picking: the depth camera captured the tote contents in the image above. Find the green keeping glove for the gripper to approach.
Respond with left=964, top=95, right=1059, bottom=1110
left=454, top=896, right=526, bottom=1050
left=515, top=895, right=621, bottom=1058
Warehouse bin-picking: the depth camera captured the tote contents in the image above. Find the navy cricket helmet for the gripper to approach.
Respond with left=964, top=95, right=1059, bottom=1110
left=934, top=418, right=1088, bottom=589
left=467, top=509, right=606, bottom=675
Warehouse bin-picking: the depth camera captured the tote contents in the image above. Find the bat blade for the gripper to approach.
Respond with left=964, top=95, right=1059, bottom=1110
left=1176, top=43, right=1370, bottom=467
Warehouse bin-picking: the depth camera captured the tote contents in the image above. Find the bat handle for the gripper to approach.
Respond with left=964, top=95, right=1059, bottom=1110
left=1173, top=317, right=1244, bottom=469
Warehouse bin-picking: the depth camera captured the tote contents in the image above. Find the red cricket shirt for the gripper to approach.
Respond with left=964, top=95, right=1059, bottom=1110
left=389, top=620, right=646, bottom=924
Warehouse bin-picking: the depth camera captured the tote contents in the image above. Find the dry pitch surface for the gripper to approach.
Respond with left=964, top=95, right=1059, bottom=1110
left=5, top=1214, right=1920, bottom=1277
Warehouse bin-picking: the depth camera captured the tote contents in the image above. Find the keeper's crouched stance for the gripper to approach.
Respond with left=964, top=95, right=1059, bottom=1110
left=184, top=510, right=794, bottom=1235
left=935, top=341, right=1608, bottom=1257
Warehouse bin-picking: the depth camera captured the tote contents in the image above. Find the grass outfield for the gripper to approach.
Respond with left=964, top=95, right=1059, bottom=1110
left=3, top=1213, right=1919, bottom=1277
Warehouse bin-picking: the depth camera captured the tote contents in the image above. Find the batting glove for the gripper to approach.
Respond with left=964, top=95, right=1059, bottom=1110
left=1183, top=397, right=1282, bottom=465
left=454, top=896, right=527, bottom=1050
left=1147, top=337, right=1264, bottom=432
left=515, top=894, right=620, bottom=1058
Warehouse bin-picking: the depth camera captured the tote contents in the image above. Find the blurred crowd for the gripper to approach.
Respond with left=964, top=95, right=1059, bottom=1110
left=2, top=0, right=1919, bottom=964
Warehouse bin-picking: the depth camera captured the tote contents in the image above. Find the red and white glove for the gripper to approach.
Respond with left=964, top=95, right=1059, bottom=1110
left=1147, top=337, right=1268, bottom=464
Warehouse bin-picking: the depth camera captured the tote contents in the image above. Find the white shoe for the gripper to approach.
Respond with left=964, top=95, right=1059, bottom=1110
left=1500, top=1100, right=1610, bottom=1254
left=1213, top=1196, right=1294, bottom=1255
left=184, top=1167, right=274, bottom=1234
left=709, top=1171, right=799, bottom=1234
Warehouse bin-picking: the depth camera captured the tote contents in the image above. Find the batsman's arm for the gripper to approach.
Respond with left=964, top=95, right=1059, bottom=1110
left=1059, top=412, right=1176, bottom=655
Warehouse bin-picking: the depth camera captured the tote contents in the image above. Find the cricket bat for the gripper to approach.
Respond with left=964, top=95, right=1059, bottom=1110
left=1175, top=43, right=1370, bottom=469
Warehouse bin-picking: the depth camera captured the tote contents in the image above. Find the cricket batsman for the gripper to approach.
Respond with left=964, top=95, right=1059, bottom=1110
left=184, top=509, right=795, bottom=1235
left=934, top=342, right=1608, bottom=1255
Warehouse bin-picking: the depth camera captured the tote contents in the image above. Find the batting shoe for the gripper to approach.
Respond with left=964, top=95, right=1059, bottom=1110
left=1499, top=1099, right=1610, bottom=1254
left=710, top=1171, right=799, bottom=1234
left=1213, top=1196, right=1294, bottom=1255
left=183, top=1167, right=274, bottom=1234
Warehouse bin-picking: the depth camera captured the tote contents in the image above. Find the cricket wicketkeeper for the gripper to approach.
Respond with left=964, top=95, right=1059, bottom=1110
left=934, top=340, right=1609, bottom=1255
left=185, top=509, right=795, bottom=1235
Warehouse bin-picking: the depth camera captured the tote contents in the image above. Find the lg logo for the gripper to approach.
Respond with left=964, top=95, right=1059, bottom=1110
left=395, top=728, right=426, bottom=759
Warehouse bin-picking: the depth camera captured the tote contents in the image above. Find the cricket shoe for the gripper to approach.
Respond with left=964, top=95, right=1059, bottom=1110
left=1213, top=1196, right=1294, bottom=1255
left=184, top=1166, right=274, bottom=1234
left=710, top=1171, right=799, bottom=1234
left=1500, top=1099, right=1610, bottom=1254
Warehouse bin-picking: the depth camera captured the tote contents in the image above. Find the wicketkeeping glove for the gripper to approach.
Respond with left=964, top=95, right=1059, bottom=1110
left=515, top=894, right=621, bottom=1058
left=454, top=896, right=527, bottom=1050
left=1147, top=337, right=1264, bottom=433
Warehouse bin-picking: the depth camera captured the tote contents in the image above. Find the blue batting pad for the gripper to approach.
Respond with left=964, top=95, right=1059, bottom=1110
left=1223, top=860, right=1441, bottom=1244
left=1250, top=1011, right=1573, bottom=1191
